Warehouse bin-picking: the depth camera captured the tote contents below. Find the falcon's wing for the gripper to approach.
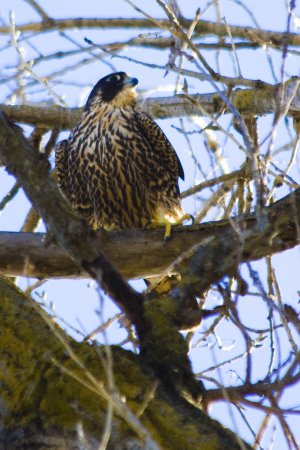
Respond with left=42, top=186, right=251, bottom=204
left=55, top=136, right=98, bottom=225
left=55, top=139, right=70, bottom=198
left=134, top=111, right=184, bottom=181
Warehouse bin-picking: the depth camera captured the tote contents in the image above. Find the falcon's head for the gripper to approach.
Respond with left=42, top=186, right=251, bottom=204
left=85, top=72, right=139, bottom=111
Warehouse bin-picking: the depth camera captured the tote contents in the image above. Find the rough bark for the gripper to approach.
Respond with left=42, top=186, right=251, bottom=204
left=0, top=183, right=300, bottom=281
left=0, top=276, right=252, bottom=450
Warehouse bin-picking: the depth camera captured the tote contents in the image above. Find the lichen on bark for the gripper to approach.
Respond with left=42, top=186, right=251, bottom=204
left=0, top=276, right=253, bottom=449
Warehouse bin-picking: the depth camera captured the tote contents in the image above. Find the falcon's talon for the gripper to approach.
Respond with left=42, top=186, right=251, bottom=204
left=183, top=213, right=194, bottom=225
left=151, top=215, right=192, bottom=240
left=175, top=213, right=194, bottom=226
left=164, top=222, right=172, bottom=241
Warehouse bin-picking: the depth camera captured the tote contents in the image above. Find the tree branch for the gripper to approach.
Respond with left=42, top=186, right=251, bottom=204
left=0, top=17, right=299, bottom=47
left=206, top=371, right=300, bottom=404
left=0, top=275, right=252, bottom=450
left=174, top=187, right=300, bottom=299
left=0, top=183, right=300, bottom=281
left=1, top=79, right=300, bottom=130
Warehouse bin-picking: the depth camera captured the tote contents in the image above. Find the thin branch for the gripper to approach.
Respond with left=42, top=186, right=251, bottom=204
left=1, top=78, right=300, bottom=129
left=205, top=370, right=300, bottom=403
left=0, top=181, right=21, bottom=211
left=0, top=17, right=299, bottom=47
left=23, top=0, right=51, bottom=22
left=181, top=169, right=243, bottom=199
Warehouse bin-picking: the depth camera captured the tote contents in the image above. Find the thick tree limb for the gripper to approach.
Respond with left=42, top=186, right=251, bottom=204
left=2, top=80, right=299, bottom=129
left=0, top=184, right=300, bottom=281
left=0, top=276, right=252, bottom=450
left=0, top=17, right=299, bottom=47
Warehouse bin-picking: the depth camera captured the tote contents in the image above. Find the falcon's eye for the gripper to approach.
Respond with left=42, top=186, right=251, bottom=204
left=107, top=74, right=121, bottom=83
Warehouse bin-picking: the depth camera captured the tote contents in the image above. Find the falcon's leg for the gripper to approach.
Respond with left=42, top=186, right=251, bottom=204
left=151, top=214, right=194, bottom=240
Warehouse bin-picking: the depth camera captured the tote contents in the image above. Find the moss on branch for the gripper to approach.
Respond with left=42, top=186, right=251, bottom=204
left=0, top=276, right=252, bottom=449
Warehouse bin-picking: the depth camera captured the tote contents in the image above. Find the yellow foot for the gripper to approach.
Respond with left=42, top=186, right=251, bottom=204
left=150, top=214, right=194, bottom=240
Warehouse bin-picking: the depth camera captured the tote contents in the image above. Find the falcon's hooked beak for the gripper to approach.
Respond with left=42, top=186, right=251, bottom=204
left=122, top=76, right=139, bottom=88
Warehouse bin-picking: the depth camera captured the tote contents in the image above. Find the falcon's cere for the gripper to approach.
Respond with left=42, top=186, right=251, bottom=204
left=55, top=72, right=188, bottom=237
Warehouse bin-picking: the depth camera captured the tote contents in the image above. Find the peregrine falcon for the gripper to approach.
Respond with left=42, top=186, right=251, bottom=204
left=55, top=72, right=189, bottom=237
